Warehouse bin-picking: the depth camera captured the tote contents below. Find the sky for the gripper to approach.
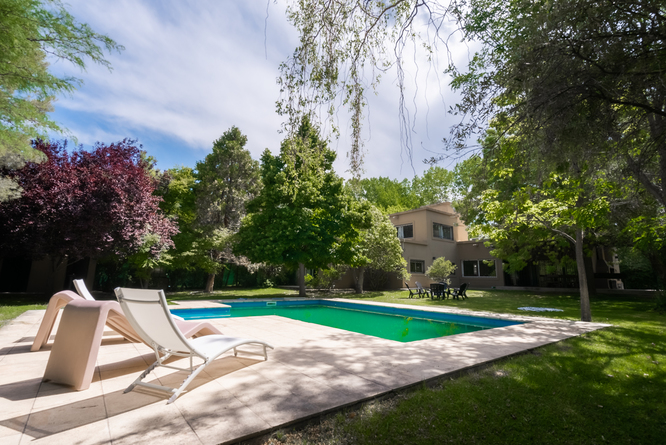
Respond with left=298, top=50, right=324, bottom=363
left=49, top=0, right=473, bottom=181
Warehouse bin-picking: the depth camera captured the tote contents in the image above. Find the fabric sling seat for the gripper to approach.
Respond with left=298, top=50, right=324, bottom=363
left=114, top=287, right=274, bottom=404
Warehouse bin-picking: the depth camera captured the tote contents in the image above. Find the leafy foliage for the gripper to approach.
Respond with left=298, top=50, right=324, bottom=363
left=447, top=0, right=666, bottom=318
left=278, top=1, right=461, bottom=176
left=0, top=0, right=122, bottom=200
left=425, top=257, right=456, bottom=284
left=235, top=118, right=370, bottom=296
left=193, top=127, right=261, bottom=290
left=454, top=118, right=622, bottom=320
left=354, top=205, right=410, bottom=292
left=0, top=139, right=176, bottom=266
left=195, top=127, right=260, bottom=231
left=352, top=166, right=455, bottom=213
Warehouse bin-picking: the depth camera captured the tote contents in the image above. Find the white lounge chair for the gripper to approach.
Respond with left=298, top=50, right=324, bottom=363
left=114, top=287, right=274, bottom=404
left=73, top=279, right=95, bottom=300
left=32, top=284, right=218, bottom=352
left=74, top=278, right=184, bottom=320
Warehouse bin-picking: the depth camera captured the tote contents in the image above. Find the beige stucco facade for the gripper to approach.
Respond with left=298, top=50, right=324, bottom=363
left=388, top=202, right=504, bottom=289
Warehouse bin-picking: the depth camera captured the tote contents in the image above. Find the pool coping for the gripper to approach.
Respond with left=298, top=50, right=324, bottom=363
left=170, top=298, right=523, bottom=333
left=0, top=298, right=610, bottom=445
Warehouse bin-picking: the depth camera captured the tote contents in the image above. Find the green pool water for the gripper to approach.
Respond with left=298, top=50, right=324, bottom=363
left=226, top=305, right=488, bottom=342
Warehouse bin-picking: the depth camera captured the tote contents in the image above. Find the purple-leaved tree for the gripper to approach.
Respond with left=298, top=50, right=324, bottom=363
left=0, top=139, right=177, bottom=275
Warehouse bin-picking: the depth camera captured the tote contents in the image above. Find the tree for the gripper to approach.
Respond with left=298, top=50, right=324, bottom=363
left=194, top=127, right=261, bottom=292
left=0, top=139, right=177, bottom=289
left=0, top=0, right=123, bottom=200
left=351, top=165, right=456, bottom=213
left=352, top=205, right=409, bottom=293
left=235, top=118, right=370, bottom=297
left=352, top=176, right=419, bottom=213
left=411, top=166, right=455, bottom=206
left=455, top=118, right=619, bottom=321
left=278, top=1, right=462, bottom=176
left=426, top=257, right=456, bottom=284
left=446, top=0, right=666, bottom=318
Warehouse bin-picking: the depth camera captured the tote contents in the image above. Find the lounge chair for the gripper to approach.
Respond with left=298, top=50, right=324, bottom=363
left=31, top=287, right=219, bottom=352
left=115, top=287, right=274, bottom=404
left=74, top=278, right=184, bottom=320
left=73, top=279, right=95, bottom=300
left=451, top=283, right=469, bottom=300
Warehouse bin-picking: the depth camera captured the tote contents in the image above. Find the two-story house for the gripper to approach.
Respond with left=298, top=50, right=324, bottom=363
left=387, top=202, right=504, bottom=289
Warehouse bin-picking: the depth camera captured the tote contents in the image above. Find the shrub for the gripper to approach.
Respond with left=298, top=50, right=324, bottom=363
left=426, top=257, right=457, bottom=284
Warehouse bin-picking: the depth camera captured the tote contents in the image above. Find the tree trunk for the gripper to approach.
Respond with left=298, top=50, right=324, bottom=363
left=298, top=263, right=307, bottom=297
left=584, top=254, right=596, bottom=296
left=575, top=228, right=592, bottom=321
left=354, top=267, right=365, bottom=294
left=205, top=273, right=215, bottom=293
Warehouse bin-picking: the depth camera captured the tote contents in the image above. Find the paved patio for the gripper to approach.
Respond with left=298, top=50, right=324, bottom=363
left=0, top=299, right=609, bottom=444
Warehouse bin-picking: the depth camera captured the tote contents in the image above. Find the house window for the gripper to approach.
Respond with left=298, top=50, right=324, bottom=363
left=462, top=260, right=496, bottom=277
left=410, top=259, right=425, bottom=274
left=433, top=222, right=453, bottom=240
left=397, top=224, right=414, bottom=239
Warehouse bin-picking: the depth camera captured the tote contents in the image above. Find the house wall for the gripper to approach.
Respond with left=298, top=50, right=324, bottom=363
left=455, top=241, right=505, bottom=288
left=388, top=202, right=495, bottom=289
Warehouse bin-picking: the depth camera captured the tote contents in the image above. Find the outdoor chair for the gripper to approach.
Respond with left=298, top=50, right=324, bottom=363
left=430, top=282, right=450, bottom=300
left=73, top=279, right=96, bottom=301
left=451, top=283, right=469, bottom=300
left=74, top=278, right=184, bottom=320
left=415, top=282, right=431, bottom=299
left=115, top=287, right=274, bottom=404
left=405, top=283, right=418, bottom=298
left=31, top=285, right=219, bottom=352
left=429, top=283, right=442, bottom=299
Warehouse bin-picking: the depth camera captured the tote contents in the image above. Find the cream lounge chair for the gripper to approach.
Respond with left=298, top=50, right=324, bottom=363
left=74, top=278, right=184, bottom=320
left=31, top=283, right=219, bottom=352
left=115, top=287, right=274, bottom=404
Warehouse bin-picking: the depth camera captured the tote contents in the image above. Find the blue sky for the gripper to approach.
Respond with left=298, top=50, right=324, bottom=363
left=49, top=1, right=470, bottom=180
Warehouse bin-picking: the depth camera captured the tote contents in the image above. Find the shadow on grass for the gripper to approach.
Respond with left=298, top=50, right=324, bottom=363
left=335, top=326, right=666, bottom=445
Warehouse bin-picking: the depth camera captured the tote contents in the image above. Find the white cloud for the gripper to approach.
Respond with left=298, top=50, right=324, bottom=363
left=50, top=1, right=477, bottom=180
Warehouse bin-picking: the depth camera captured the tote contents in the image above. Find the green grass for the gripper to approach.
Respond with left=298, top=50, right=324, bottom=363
left=327, top=329, right=665, bottom=444
left=0, top=293, right=47, bottom=328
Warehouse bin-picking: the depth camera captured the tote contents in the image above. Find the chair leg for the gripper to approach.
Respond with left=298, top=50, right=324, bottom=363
left=124, top=359, right=161, bottom=394
left=167, top=361, right=210, bottom=404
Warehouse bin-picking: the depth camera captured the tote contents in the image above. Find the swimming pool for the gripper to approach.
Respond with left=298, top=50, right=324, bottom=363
left=171, top=300, right=521, bottom=343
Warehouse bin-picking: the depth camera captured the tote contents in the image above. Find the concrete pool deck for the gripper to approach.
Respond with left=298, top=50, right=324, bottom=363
left=0, top=298, right=609, bottom=444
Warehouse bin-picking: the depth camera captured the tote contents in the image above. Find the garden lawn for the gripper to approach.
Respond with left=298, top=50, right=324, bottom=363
left=261, top=289, right=666, bottom=445
left=0, top=293, right=47, bottom=328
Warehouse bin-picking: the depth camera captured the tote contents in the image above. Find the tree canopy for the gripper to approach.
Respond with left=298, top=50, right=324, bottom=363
left=352, top=205, right=410, bottom=292
left=278, top=1, right=461, bottom=175
left=445, top=0, right=666, bottom=317
left=235, top=118, right=370, bottom=296
left=425, top=257, right=456, bottom=284
left=0, top=0, right=122, bottom=201
left=353, top=165, right=455, bottom=213
left=0, top=139, right=177, bottom=268
left=193, top=127, right=261, bottom=291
